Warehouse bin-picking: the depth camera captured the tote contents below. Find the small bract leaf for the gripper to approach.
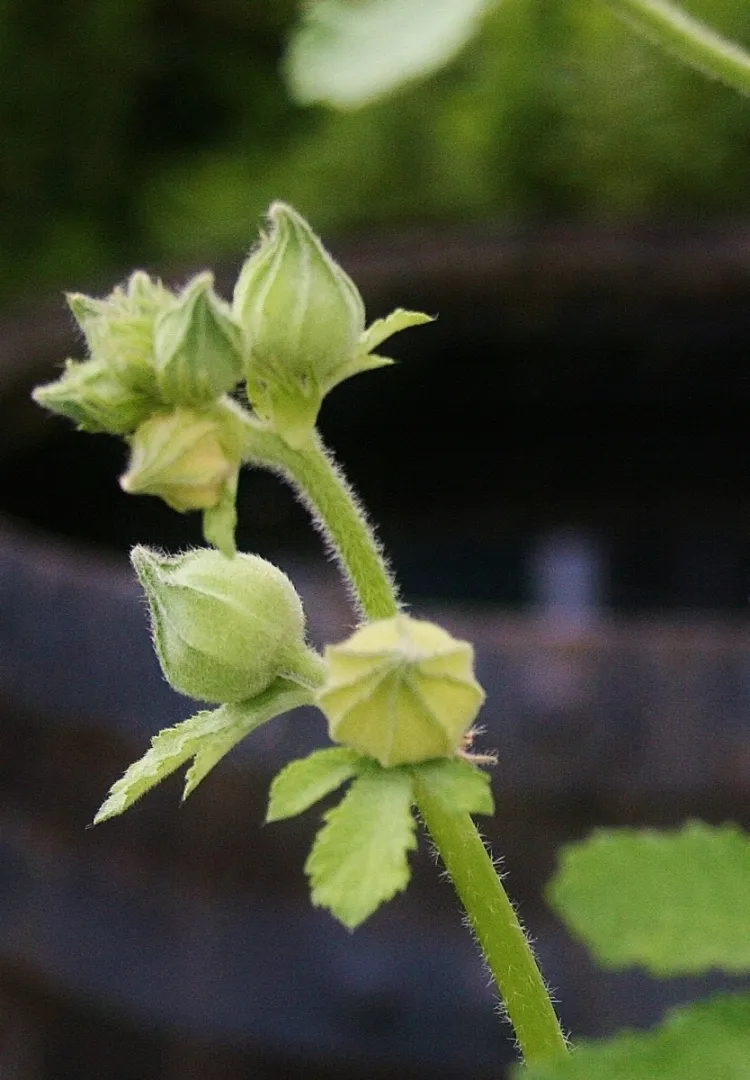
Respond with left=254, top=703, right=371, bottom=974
left=412, top=757, right=494, bottom=817
left=519, top=993, right=750, bottom=1080
left=548, top=821, right=750, bottom=976
left=358, top=309, right=434, bottom=356
left=267, top=746, right=365, bottom=823
left=285, top=0, right=496, bottom=109
left=94, top=679, right=312, bottom=823
left=305, top=764, right=416, bottom=929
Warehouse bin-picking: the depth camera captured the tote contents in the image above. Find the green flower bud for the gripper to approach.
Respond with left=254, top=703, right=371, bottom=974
left=120, top=402, right=245, bottom=513
left=68, top=271, right=174, bottom=397
left=131, top=546, right=316, bottom=703
left=318, top=615, right=486, bottom=767
left=32, top=357, right=158, bottom=435
left=233, top=202, right=367, bottom=447
left=153, top=272, right=244, bottom=406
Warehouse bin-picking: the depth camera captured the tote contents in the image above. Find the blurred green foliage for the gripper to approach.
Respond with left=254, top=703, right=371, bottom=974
left=2, top=0, right=750, bottom=302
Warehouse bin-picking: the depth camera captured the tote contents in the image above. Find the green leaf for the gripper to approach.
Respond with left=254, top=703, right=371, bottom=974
left=285, top=0, right=496, bottom=109
left=548, top=821, right=750, bottom=976
left=520, top=993, right=750, bottom=1080
left=411, top=756, right=494, bottom=816
left=266, top=746, right=365, bottom=823
left=359, top=309, right=434, bottom=355
left=305, top=764, right=417, bottom=928
left=94, top=678, right=312, bottom=823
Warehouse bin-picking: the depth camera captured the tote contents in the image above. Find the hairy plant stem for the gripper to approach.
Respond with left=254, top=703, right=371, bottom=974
left=241, top=414, right=568, bottom=1065
left=603, top=0, right=750, bottom=96
left=241, top=421, right=399, bottom=622
left=414, top=778, right=568, bottom=1064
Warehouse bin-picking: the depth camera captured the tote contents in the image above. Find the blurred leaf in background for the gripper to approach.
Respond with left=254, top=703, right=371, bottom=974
left=2, top=0, right=750, bottom=304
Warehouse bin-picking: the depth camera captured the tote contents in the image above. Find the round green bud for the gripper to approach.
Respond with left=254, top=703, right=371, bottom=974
left=32, top=357, right=158, bottom=435
left=131, top=546, right=313, bottom=703
left=154, top=272, right=244, bottom=407
left=120, top=403, right=245, bottom=513
left=318, top=615, right=486, bottom=767
left=232, top=202, right=366, bottom=447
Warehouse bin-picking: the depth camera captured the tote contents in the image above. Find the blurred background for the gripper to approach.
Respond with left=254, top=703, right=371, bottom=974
left=2, top=0, right=750, bottom=1076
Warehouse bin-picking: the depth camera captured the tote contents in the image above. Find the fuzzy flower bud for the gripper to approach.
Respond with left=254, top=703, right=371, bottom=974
left=232, top=202, right=366, bottom=446
left=120, top=402, right=245, bottom=513
left=318, top=615, right=485, bottom=767
left=68, top=271, right=173, bottom=397
left=154, top=272, right=244, bottom=406
left=131, top=546, right=317, bottom=703
left=32, top=357, right=158, bottom=435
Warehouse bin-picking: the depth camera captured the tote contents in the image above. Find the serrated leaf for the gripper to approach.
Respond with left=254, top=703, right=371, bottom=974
left=182, top=681, right=312, bottom=798
left=548, top=821, right=750, bottom=976
left=305, top=764, right=416, bottom=928
left=359, top=309, right=434, bottom=355
left=412, top=757, right=494, bottom=816
left=267, top=746, right=365, bottom=823
left=285, top=0, right=496, bottom=109
left=94, top=678, right=312, bottom=823
left=519, top=993, right=750, bottom=1080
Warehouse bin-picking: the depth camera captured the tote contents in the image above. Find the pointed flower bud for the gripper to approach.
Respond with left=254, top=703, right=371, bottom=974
left=120, top=402, right=246, bottom=513
left=131, top=546, right=320, bottom=703
left=233, top=203, right=434, bottom=446
left=233, top=202, right=365, bottom=446
left=154, top=272, right=244, bottom=406
left=32, top=357, right=158, bottom=435
left=318, top=615, right=485, bottom=767
left=68, top=271, right=174, bottom=397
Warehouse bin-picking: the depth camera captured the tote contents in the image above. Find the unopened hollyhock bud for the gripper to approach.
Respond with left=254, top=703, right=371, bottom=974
left=32, top=357, right=157, bottom=435
left=131, top=546, right=318, bottom=703
left=318, top=615, right=485, bottom=767
left=120, top=402, right=246, bottom=514
left=154, top=272, right=244, bottom=406
left=68, top=271, right=173, bottom=397
left=233, top=202, right=432, bottom=447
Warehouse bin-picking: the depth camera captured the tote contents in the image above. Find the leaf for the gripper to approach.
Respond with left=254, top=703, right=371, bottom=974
left=285, top=0, right=496, bottom=109
left=412, top=756, right=494, bottom=816
left=94, top=678, right=312, bottom=823
left=548, top=821, right=750, bottom=976
left=266, top=746, right=365, bottom=822
left=305, top=764, right=417, bottom=928
left=520, top=993, right=750, bottom=1080
left=182, top=681, right=312, bottom=798
left=359, top=309, right=434, bottom=355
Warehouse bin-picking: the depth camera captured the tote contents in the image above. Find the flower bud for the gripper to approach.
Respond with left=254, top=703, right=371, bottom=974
left=318, top=615, right=486, bottom=767
left=68, top=271, right=173, bottom=397
left=120, top=402, right=245, bottom=513
left=153, top=272, right=244, bottom=406
left=131, top=546, right=313, bottom=703
left=233, top=202, right=366, bottom=446
left=32, top=357, right=158, bottom=435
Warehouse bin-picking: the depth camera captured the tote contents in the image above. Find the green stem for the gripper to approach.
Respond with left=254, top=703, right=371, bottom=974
left=414, top=779, right=568, bottom=1065
left=241, top=420, right=400, bottom=622
left=602, top=0, right=750, bottom=96
left=241, top=412, right=567, bottom=1063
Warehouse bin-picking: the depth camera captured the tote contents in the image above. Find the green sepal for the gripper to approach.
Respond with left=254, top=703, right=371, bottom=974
left=267, top=746, right=365, bottom=823
left=519, top=993, right=750, bottom=1080
left=410, top=756, right=494, bottom=817
left=548, top=821, right=750, bottom=976
left=305, top=762, right=417, bottom=929
left=93, top=678, right=313, bottom=824
left=358, top=308, right=434, bottom=356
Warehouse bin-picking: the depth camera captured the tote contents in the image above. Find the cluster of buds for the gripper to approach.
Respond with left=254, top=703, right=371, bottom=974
left=34, top=202, right=432, bottom=553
